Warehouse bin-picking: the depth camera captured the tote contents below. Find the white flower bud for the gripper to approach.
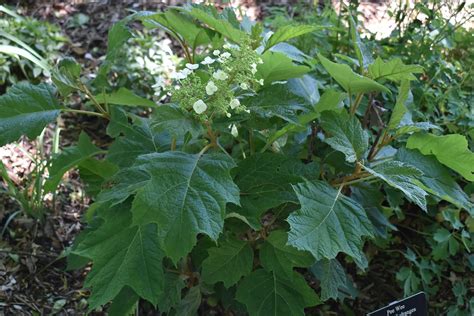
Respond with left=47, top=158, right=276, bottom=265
left=240, top=83, right=248, bottom=90
left=213, top=70, right=228, bottom=80
left=193, top=99, right=207, bottom=114
left=230, top=98, right=240, bottom=110
left=206, top=81, right=218, bottom=95
left=230, top=124, right=238, bottom=137
left=251, top=63, right=258, bottom=74
left=213, top=50, right=221, bottom=56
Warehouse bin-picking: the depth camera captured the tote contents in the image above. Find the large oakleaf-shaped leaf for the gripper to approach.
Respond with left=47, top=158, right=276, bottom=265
left=407, top=133, right=474, bottom=181
left=265, top=25, right=319, bottom=51
left=187, top=7, right=246, bottom=43
left=243, top=83, right=312, bottom=124
left=310, top=259, right=348, bottom=301
left=263, top=90, right=346, bottom=148
left=236, top=269, right=320, bottom=316
left=0, top=82, right=63, bottom=146
left=94, top=87, right=156, bottom=108
left=201, top=237, right=253, bottom=287
left=73, top=207, right=164, bottom=311
left=396, top=148, right=474, bottom=214
left=233, top=153, right=319, bottom=226
left=112, top=152, right=240, bottom=262
left=362, top=161, right=428, bottom=211
left=318, top=54, right=389, bottom=94
left=152, top=104, right=203, bottom=139
left=45, top=132, right=104, bottom=192
left=320, top=110, right=369, bottom=163
left=388, top=80, right=411, bottom=130
left=260, top=230, right=314, bottom=280
left=106, top=108, right=170, bottom=167
left=369, top=57, right=423, bottom=82
left=287, top=180, right=373, bottom=262
left=257, top=51, right=310, bottom=85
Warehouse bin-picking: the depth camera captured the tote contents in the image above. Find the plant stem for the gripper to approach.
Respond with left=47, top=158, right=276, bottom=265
left=62, top=108, right=107, bottom=118
left=171, top=137, right=177, bottom=151
left=350, top=93, right=363, bottom=115
left=79, top=82, right=108, bottom=116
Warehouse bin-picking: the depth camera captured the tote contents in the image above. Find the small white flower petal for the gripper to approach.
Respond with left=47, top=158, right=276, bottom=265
left=213, top=50, right=221, bottom=56
left=182, top=68, right=192, bottom=76
left=240, top=83, right=248, bottom=90
left=231, top=124, right=238, bottom=137
left=206, top=81, right=218, bottom=96
left=193, top=100, right=207, bottom=114
left=201, top=56, right=215, bottom=65
left=186, top=63, right=199, bottom=70
left=250, top=63, right=258, bottom=75
left=258, top=79, right=264, bottom=85
left=213, top=70, right=228, bottom=81
left=230, top=98, right=240, bottom=110
left=221, top=52, right=231, bottom=59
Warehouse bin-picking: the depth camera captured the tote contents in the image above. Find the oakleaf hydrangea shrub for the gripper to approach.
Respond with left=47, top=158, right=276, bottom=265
left=0, top=4, right=472, bottom=315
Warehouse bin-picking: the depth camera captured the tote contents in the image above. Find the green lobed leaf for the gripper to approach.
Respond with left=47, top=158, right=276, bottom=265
left=396, top=148, right=474, bottom=214
left=0, top=82, right=63, bottom=146
left=407, top=133, right=474, bottom=181
left=260, top=230, right=314, bottom=280
left=45, top=132, right=104, bottom=192
left=52, top=57, right=81, bottom=96
left=269, top=42, right=310, bottom=63
left=107, top=108, right=170, bottom=167
left=388, top=80, right=411, bottom=130
left=78, top=158, right=118, bottom=197
left=396, top=267, right=420, bottom=296
left=287, top=180, right=373, bottom=262
left=201, top=237, right=253, bottom=287
left=318, top=54, right=390, bottom=94
left=320, top=110, right=369, bottom=163
left=349, top=15, right=373, bottom=70
left=152, top=104, right=203, bottom=139
left=243, top=83, right=312, bottom=124
left=157, top=273, right=186, bottom=314
left=73, top=207, right=164, bottom=310
left=236, top=269, right=320, bottom=316
left=369, top=57, right=423, bottom=82
left=233, top=153, right=319, bottom=226
left=262, top=89, right=345, bottom=148
left=94, top=87, right=156, bottom=108
left=287, top=75, right=320, bottom=106
left=362, top=160, right=428, bottom=211
left=187, top=7, right=246, bottom=43
left=107, top=287, right=138, bottom=316
left=265, top=25, right=319, bottom=51
left=145, top=9, right=211, bottom=49
left=432, top=228, right=460, bottom=260
left=257, top=51, right=310, bottom=85
left=174, top=286, right=201, bottom=316
left=102, top=151, right=240, bottom=262
left=310, top=259, right=348, bottom=301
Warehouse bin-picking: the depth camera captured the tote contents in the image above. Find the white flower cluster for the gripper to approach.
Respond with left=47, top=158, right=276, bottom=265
left=172, top=39, right=265, bottom=119
left=123, top=36, right=180, bottom=99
